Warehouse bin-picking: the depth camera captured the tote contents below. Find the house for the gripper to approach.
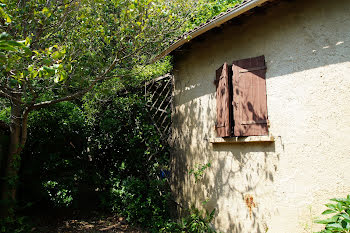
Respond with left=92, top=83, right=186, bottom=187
left=159, top=0, right=350, bottom=232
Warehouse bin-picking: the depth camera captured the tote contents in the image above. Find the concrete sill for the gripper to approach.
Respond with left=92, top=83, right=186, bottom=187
left=209, top=135, right=275, bottom=144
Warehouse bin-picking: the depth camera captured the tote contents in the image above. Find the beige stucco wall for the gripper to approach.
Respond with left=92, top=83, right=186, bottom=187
left=170, top=0, right=350, bottom=232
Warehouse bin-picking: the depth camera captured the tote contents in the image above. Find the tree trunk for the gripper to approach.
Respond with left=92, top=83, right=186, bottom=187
left=0, top=101, right=23, bottom=217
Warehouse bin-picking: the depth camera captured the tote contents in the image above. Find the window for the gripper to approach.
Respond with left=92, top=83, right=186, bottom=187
left=215, top=55, right=268, bottom=137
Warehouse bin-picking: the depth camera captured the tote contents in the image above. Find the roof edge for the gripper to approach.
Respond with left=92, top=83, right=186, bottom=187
left=154, top=0, right=270, bottom=61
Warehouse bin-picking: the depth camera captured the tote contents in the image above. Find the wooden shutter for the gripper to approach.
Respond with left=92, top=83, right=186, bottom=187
left=232, top=55, right=268, bottom=136
left=215, top=63, right=232, bottom=137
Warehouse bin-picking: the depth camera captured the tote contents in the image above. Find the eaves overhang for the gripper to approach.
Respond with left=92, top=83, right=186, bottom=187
left=154, top=0, right=270, bottom=61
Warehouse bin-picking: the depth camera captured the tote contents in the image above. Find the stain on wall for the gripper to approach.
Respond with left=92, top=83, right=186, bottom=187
left=244, top=194, right=256, bottom=218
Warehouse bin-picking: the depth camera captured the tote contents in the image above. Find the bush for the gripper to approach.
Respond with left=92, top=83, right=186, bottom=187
left=0, top=215, right=31, bottom=233
left=315, top=195, right=350, bottom=232
left=103, top=176, right=171, bottom=230
left=17, top=89, right=174, bottom=230
left=19, top=101, right=87, bottom=210
left=160, top=207, right=217, bottom=233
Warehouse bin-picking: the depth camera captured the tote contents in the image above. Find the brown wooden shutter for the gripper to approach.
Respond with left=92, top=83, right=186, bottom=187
left=215, top=63, right=232, bottom=137
left=232, top=55, right=268, bottom=136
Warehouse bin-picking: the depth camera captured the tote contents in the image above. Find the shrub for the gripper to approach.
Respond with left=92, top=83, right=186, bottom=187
left=19, top=102, right=87, bottom=209
left=315, top=195, right=350, bottom=233
left=104, top=176, right=171, bottom=231
left=160, top=207, right=217, bottom=233
left=0, top=215, right=31, bottom=233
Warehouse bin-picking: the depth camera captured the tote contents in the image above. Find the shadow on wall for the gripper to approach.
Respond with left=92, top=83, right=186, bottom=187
left=173, top=39, right=350, bottom=106
left=169, top=0, right=349, bottom=231
left=170, top=85, right=281, bottom=232
left=209, top=143, right=278, bottom=233
left=172, top=0, right=350, bottom=104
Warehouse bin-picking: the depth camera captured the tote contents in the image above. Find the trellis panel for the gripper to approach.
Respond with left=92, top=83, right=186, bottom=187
left=145, top=74, right=173, bottom=142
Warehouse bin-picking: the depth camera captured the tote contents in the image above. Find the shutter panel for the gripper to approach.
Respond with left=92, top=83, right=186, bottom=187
left=232, top=55, right=268, bottom=136
left=216, top=62, right=232, bottom=137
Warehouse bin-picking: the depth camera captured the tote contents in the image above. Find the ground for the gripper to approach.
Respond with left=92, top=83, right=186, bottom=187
left=31, top=212, right=144, bottom=233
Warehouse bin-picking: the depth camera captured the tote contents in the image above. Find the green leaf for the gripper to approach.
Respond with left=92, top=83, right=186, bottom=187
left=0, top=32, right=9, bottom=40
left=326, top=222, right=342, bottom=229
left=54, top=75, right=59, bottom=83
left=330, top=198, right=347, bottom=202
left=43, top=66, right=55, bottom=76
left=0, top=44, right=16, bottom=51
left=316, top=215, right=339, bottom=224
left=23, top=47, right=32, bottom=56
left=315, top=219, right=334, bottom=224
left=322, top=209, right=336, bottom=215
left=325, top=203, right=338, bottom=211
left=25, top=37, right=31, bottom=46
left=209, top=208, right=215, bottom=221
left=341, top=220, right=349, bottom=229
left=3, top=40, right=24, bottom=47
left=341, top=213, right=350, bottom=221
left=337, top=202, right=343, bottom=211
left=42, top=7, right=49, bottom=14
left=31, top=70, right=38, bottom=78
left=0, top=5, right=10, bottom=23
left=59, top=71, right=68, bottom=81
left=51, top=51, right=61, bottom=59
left=28, top=65, right=34, bottom=72
left=6, top=15, right=11, bottom=23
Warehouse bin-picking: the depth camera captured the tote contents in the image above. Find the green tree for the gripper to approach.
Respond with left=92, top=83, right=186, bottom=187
left=0, top=0, right=194, bottom=216
left=0, top=0, right=243, bottom=220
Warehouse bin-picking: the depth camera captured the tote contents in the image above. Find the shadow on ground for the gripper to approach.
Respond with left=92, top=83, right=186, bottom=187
left=33, top=213, right=144, bottom=233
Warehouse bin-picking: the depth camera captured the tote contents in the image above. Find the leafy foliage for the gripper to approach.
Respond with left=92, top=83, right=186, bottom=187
left=0, top=0, right=244, bottom=231
left=0, top=0, right=192, bottom=222
left=162, top=162, right=218, bottom=233
left=160, top=207, right=217, bottom=233
left=82, top=85, right=172, bottom=230
left=315, top=195, right=350, bottom=233
left=189, top=162, right=211, bottom=183
left=0, top=215, right=31, bottom=233
left=19, top=101, right=87, bottom=209
left=106, top=177, right=171, bottom=230
left=19, top=85, right=172, bottom=230
left=0, top=0, right=195, bottom=108
left=181, top=0, right=242, bottom=32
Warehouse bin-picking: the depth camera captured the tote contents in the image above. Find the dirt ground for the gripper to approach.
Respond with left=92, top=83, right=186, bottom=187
left=31, top=213, right=145, bottom=233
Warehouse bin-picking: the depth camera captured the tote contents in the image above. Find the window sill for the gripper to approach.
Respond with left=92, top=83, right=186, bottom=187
left=209, top=135, right=275, bottom=144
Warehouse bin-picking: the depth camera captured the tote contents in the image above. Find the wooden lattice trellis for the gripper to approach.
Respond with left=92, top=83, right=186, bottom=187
left=144, top=74, right=173, bottom=142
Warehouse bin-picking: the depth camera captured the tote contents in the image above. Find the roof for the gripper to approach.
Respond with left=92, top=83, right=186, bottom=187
left=155, top=0, right=271, bottom=61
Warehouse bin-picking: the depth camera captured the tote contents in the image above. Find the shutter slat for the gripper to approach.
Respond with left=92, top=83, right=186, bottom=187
left=232, top=55, right=268, bottom=136
left=216, top=63, right=231, bottom=137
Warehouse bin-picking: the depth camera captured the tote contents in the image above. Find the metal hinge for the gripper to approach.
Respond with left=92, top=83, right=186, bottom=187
left=215, top=122, right=225, bottom=128
left=241, top=120, right=268, bottom=125
left=239, top=66, right=267, bottom=73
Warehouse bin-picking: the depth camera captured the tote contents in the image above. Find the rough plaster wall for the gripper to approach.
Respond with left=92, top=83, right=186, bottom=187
left=171, top=0, right=350, bottom=232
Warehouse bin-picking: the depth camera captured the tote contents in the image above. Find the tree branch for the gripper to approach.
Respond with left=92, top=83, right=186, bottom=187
left=32, top=71, right=116, bottom=110
left=0, top=90, right=23, bottom=105
left=31, top=80, right=99, bottom=110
